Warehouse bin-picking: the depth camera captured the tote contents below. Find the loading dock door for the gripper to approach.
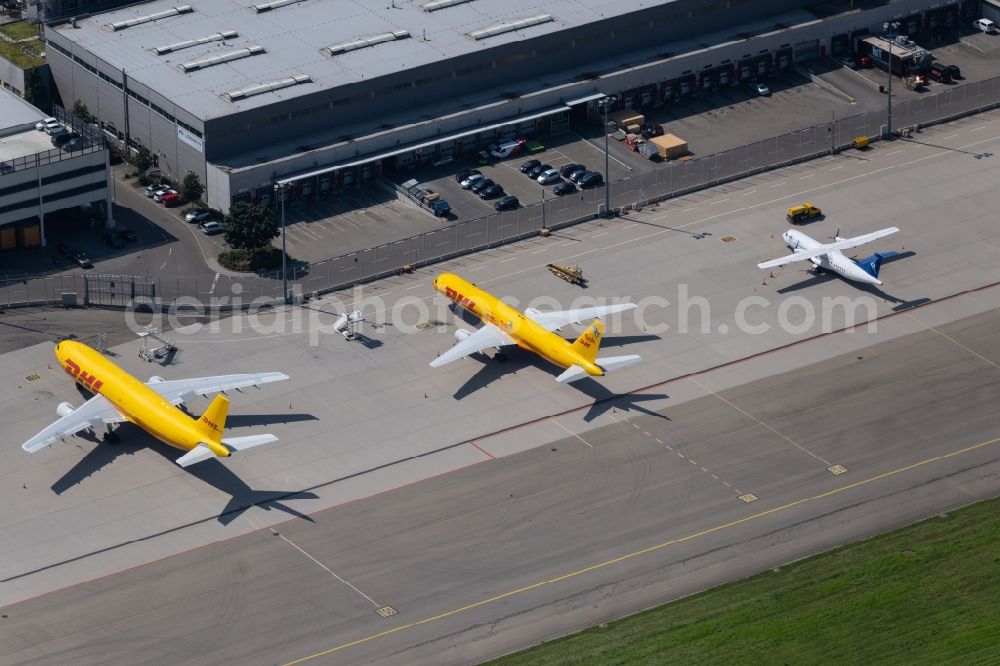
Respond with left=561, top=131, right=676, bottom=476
left=793, top=39, right=819, bottom=62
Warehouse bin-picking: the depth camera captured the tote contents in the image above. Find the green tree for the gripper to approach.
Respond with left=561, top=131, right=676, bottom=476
left=71, top=99, right=93, bottom=123
left=23, top=68, right=46, bottom=109
left=180, top=172, right=204, bottom=203
left=133, top=146, right=152, bottom=173
left=222, top=202, right=279, bottom=255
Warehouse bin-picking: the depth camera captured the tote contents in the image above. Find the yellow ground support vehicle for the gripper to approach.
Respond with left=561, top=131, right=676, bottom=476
left=786, top=203, right=822, bottom=224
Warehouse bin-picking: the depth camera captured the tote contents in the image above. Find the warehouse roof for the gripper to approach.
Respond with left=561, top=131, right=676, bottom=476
left=50, top=0, right=666, bottom=121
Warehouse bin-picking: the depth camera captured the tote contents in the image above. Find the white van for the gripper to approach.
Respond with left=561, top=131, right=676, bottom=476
left=973, top=18, right=996, bottom=33
left=488, top=138, right=525, bottom=159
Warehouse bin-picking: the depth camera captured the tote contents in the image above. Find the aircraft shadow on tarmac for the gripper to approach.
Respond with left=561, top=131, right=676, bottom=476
left=774, top=251, right=929, bottom=310
left=452, top=334, right=666, bottom=422
left=50, top=423, right=318, bottom=525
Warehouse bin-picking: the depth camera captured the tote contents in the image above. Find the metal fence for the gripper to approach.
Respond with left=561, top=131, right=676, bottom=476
left=3, top=75, right=999, bottom=310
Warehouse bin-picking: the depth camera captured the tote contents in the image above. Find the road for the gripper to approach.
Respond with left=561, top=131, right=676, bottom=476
left=1, top=307, right=997, bottom=665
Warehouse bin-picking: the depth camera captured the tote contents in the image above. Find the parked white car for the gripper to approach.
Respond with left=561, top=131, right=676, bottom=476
left=35, top=118, right=60, bottom=132
left=199, top=221, right=222, bottom=235
left=973, top=18, right=996, bottom=33
left=153, top=188, right=176, bottom=202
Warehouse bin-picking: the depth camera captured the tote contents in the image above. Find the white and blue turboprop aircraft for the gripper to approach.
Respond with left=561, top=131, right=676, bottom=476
left=757, top=227, right=900, bottom=286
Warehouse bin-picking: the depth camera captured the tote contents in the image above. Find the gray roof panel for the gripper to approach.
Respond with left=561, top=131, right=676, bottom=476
left=50, top=0, right=639, bottom=120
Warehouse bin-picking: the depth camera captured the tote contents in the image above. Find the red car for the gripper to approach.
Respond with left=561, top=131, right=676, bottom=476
left=856, top=54, right=873, bottom=69
left=162, top=193, right=182, bottom=207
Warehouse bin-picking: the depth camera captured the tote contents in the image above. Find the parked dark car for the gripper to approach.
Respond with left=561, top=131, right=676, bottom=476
left=56, top=241, right=75, bottom=258
left=553, top=181, right=577, bottom=196
left=527, top=163, right=551, bottom=179
left=478, top=183, right=504, bottom=199
left=102, top=231, right=125, bottom=249
left=116, top=227, right=138, bottom=243
left=578, top=172, right=604, bottom=189
left=519, top=159, right=541, bottom=173
left=470, top=178, right=494, bottom=194
left=61, top=137, right=89, bottom=152
left=51, top=132, right=78, bottom=147
left=924, top=64, right=952, bottom=83
left=494, top=195, right=519, bottom=211
left=559, top=163, right=585, bottom=177
left=71, top=251, right=94, bottom=269
left=568, top=169, right=591, bottom=183
left=454, top=168, right=478, bottom=183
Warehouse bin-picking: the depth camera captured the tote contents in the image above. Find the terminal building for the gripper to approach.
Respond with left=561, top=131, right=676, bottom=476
left=0, top=88, right=110, bottom=250
left=43, top=0, right=975, bottom=212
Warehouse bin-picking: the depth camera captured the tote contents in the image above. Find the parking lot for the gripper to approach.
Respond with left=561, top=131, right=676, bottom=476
left=412, top=134, right=633, bottom=220
left=214, top=188, right=424, bottom=262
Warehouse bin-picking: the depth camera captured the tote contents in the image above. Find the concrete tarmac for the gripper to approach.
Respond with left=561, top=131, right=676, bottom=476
left=1, top=307, right=998, bottom=665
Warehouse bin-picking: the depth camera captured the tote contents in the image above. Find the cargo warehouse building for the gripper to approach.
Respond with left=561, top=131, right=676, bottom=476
left=45, top=0, right=973, bottom=212
left=0, top=89, right=110, bottom=249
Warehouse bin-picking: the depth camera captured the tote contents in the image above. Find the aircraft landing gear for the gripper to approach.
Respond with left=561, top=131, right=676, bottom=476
left=102, top=425, right=120, bottom=443
left=494, top=350, right=508, bottom=362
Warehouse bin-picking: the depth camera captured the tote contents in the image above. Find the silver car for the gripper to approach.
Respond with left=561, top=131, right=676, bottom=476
left=536, top=169, right=561, bottom=185
left=460, top=173, right=485, bottom=189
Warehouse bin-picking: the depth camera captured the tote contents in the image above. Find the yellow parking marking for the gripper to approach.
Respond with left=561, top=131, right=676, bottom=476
left=283, top=433, right=1000, bottom=665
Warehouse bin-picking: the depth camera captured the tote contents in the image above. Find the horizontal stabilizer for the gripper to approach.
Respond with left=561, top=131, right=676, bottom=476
left=221, top=434, right=278, bottom=452
left=597, top=355, right=643, bottom=373
left=176, top=443, right=217, bottom=468
left=555, top=365, right=589, bottom=384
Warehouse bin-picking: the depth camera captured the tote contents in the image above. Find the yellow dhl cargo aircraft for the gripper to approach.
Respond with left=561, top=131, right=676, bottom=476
left=431, top=272, right=642, bottom=383
left=21, top=340, right=289, bottom=467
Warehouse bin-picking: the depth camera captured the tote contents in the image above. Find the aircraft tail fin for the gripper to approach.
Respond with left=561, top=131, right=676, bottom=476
left=195, top=394, right=228, bottom=444
left=856, top=251, right=899, bottom=279
left=570, top=320, right=604, bottom=364
left=596, top=355, right=643, bottom=373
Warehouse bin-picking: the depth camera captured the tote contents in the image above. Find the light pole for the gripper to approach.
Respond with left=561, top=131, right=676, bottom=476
left=597, top=95, right=617, bottom=218
left=540, top=181, right=545, bottom=230
left=884, top=21, right=900, bottom=138
left=274, top=183, right=288, bottom=304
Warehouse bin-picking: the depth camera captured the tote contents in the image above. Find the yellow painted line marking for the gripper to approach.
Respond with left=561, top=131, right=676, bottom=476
left=271, top=529, right=381, bottom=608
left=739, top=493, right=759, bottom=503
left=655, top=438, right=664, bottom=444
left=551, top=419, right=593, bottom=448
left=281, top=433, right=1000, bottom=665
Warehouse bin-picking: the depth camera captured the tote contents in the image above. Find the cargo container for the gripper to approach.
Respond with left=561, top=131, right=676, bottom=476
left=649, top=134, right=688, bottom=160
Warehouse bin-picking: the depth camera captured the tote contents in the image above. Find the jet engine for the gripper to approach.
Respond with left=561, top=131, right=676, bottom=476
left=56, top=402, right=75, bottom=417
left=148, top=375, right=165, bottom=383
left=454, top=329, right=473, bottom=342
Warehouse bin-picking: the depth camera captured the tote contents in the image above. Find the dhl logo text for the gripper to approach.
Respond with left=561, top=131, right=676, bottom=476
left=63, top=359, right=104, bottom=391
left=444, top=286, right=476, bottom=310
left=201, top=417, right=221, bottom=432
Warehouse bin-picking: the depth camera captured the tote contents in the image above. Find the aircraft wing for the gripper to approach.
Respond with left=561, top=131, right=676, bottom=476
left=430, top=324, right=517, bottom=368
left=758, top=227, right=900, bottom=269
left=21, top=394, right=124, bottom=453
left=147, top=372, right=290, bottom=405
left=525, top=303, right=637, bottom=332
